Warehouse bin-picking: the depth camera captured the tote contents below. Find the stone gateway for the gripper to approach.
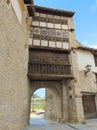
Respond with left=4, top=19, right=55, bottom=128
left=0, top=0, right=97, bottom=130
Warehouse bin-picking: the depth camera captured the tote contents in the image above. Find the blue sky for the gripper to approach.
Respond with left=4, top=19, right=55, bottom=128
left=34, top=0, right=97, bottom=48
left=34, top=88, right=45, bottom=98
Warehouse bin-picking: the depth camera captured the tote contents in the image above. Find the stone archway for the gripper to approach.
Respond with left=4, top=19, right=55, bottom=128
left=30, top=81, right=62, bottom=122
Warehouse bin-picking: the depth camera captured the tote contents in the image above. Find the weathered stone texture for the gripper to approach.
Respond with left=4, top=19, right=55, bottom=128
left=71, top=49, right=97, bottom=122
left=0, top=1, right=30, bottom=130
left=71, top=50, right=85, bottom=122
left=45, top=87, right=60, bottom=121
left=68, top=18, right=76, bottom=48
left=1, top=1, right=97, bottom=127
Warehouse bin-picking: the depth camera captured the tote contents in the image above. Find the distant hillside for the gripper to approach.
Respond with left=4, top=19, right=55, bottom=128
left=31, top=98, right=45, bottom=112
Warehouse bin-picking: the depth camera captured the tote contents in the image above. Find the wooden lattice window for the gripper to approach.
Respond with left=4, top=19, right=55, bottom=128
left=94, top=55, right=97, bottom=66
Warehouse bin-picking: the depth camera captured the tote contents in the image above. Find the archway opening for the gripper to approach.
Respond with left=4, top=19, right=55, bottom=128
left=30, top=88, right=46, bottom=124
left=29, top=82, right=61, bottom=125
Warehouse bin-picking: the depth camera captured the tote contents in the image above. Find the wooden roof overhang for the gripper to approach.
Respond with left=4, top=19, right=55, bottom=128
left=24, top=0, right=34, bottom=4
left=28, top=5, right=75, bottom=17
left=27, top=5, right=35, bottom=16
left=24, top=1, right=75, bottom=17
left=35, top=5, right=75, bottom=17
left=72, top=46, right=97, bottom=55
left=24, top=0, right=35, bottom=16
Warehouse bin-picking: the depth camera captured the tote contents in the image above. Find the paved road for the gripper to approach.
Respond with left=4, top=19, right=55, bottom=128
left=24, top=115, right=75, bottom=130
left=69, top=119, right=97, bottom=130
left=24, top=115, right=97, bottom=130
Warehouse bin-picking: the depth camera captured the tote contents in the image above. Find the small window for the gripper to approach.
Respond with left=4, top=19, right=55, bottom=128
left=94, top=55, right=97, bottom=66
left=95, top=74, right=97, bottom=83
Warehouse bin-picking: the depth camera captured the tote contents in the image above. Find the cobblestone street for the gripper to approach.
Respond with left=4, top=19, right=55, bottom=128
left=24, top=115, right=97, bottom=130
left=24, top=116, right=75, bottom=130
left=68, top=119, right=97, bottom=130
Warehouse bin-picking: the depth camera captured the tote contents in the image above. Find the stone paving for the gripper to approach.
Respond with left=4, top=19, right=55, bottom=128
left=24, top=115, right=97, bottom=130
left=24, top=119, right=75, bottom=130
left=68, top=119, right=97, bottom=130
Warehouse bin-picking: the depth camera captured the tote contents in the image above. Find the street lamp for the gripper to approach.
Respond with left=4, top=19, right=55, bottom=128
left=84, top=64, right=91, bottom=77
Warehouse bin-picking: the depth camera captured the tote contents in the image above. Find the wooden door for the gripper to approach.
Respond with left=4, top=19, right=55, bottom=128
left=82, top=95, right=97, bottom=119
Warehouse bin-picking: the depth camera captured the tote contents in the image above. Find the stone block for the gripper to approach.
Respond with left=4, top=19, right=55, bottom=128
left=0, top=1, right=30, bottom=130
left=29, top=38, right=32, bottom=45
left=41, top=40, right=48, bottom=47
left=40, top=22, right=46, bottom=27
left=47, top=23, right=54, bottom=28
left=63, top=42, right=69, bottom=49
left=47, top=14, right=53, bottom=19
left=54, top=15, right=60, bottom=19
left=62, top=25, right=68, bottom=29
left=33, top=39, right=40, bottom=46
left=40, top=13, right=47, bottom=17
left=55, top=24, right=61, bottom=29
left=49, top=41, right=56, bottom=47
left=56, top=42, right=62, bottom=48
left=35, top=12, right=40, bottom=16
left=61, top=16, right=68, bottom=20
left=32, top=21, right=39, bottom=26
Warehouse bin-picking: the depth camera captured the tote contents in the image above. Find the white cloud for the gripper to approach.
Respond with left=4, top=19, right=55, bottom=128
left=82, top=40, right=97, bottom=49
left=91, top=0, right=97, bottom=11
left=89, top=45, right=97, bottom=49
left=82, top=40, right=88, bottom=45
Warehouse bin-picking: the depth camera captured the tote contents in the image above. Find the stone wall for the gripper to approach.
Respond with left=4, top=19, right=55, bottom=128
left=74, top=49, right=97, bottom=97
left=71, top=48, right=97, bottom=122
left=0, top=1, right=30, bottom=130
left=1, top=0, right=96, bottom=127
left=71, top=50, right=84, bottom=122
left=45, top=86, right=60, bottom=121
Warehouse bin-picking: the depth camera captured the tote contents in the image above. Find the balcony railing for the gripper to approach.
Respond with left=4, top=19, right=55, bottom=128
left=28, top=63, right=72, bottom=80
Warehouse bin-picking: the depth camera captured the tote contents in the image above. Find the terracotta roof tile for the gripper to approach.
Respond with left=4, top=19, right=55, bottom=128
left=72, top=45, right=97, bottom=55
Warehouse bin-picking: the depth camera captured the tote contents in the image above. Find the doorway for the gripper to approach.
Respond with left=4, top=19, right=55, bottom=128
left=30, top=88, right=45, bottom=124
left=30, top=81, right=61, bottom=124
left=82, top=94, right=97, bottom=119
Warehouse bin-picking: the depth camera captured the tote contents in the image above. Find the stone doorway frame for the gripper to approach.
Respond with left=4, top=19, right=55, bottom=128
left=29, top=81, right=62, bottom=122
